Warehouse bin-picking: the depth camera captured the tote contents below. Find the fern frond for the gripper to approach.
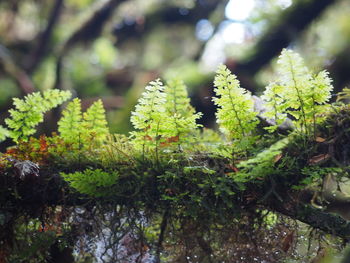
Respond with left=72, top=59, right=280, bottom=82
left=130, top=79, right=167, bottom=130
left=337, top=87, right=350, bottom=102
left=82, top=99, right=109, bottom=143
left=236, top=137, right=290, bottom=182
left=164, top=79, right=202, bottom=143
left=62, top=169, right=118, bottom=197
left=42, top=89, right=73, bottom=111
left=262, top=49, right=333, bottom=134
left=276, top=49, right=312, bottom=131
left=260, top=83, right=288, bottom=132
left=277, top=49, right=312, bottom=89
left=58, top=98, right=83, bottom=143
left=0, top=125, right=9, bottom=142
left=213, top=65, right=258, bottom=145
left=165, top=79, right=194, bottom=117
left=5, top=89, right=71, bottom=142
left=130, top=79, right=169, bottom=149
left=312, top=70, right=333, bottom=104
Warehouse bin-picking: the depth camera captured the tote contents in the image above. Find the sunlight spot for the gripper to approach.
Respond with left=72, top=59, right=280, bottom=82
left=277, top=0, right=292, bottom=9
left=200, top=35, right=226, bottom=71
left=225, top=0, right=255, bottom=21
left=220, top=22, right=246, bottom=44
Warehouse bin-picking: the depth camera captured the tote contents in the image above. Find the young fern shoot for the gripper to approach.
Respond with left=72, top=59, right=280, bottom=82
left=213, top=65, right=259, bottom=153
left=262, top=49, right=333, bottom=135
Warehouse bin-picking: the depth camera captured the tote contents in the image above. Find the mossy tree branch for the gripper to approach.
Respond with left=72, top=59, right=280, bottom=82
left=2, top=151, right=350, bottom=240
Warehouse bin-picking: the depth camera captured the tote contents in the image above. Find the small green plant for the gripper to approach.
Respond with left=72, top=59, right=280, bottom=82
left=130, top=79, right=169, bottom=159
left=58, top=98, right=109, bottom=146
left=262, top=49, right=333, bottom=135
left=2, top=49, right=348, bottom=263
left=130, top=79, right=202, bottom=158
left=212, top=64, right=259, bottom=152
left=62, top=169, right=119, bottom=197
left=58, top=98, right=83, bottom=144
left=234, top=137, right=290, bottom=182
left=260, top=83, right=287, bottom=132
left=82, top=99, right=109, bottom=143
left=336, top=87, right=350, bottom=102
left=5, top=89, right=71, bottom=142
left=164, top=79, right=202, bottom=146
left=0, top=49, right=340, bottom=200
left=100, top=134, right=136, bottom=166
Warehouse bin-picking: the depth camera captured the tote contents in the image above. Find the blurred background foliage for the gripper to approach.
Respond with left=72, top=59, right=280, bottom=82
left=0, top=0, right=350, bottom=136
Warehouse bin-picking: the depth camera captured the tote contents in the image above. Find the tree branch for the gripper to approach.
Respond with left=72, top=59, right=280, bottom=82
left=54, top=0, right=127, bottom=90
left=113, top=0, right=224, bottom=46
left=60, top=0, right=127, bottom=56
left=24, top=0, right=65, bottom=74
left=0, top=45, right=35, bottom=95
left=3, top=161, right=350, bottom=240
left=265, top=191, right=350, bottom=240
left=233, top=0, right=339, bottom=79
